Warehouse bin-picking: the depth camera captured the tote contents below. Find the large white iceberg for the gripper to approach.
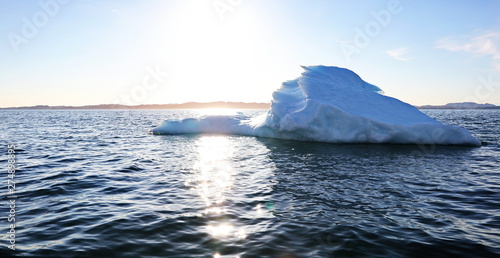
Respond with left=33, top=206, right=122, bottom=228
left=151, top=66, right=481, bottom=146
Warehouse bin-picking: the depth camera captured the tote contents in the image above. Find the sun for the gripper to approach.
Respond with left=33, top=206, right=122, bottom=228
left=151, top=1, right=282, bottom=104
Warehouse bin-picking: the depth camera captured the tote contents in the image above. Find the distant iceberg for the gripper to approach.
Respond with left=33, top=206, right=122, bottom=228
left=151, top=66, right=481, bottom=146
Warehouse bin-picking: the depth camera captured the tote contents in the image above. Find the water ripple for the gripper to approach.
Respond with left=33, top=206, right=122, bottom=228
left=0, top=110, right=498, bottom=257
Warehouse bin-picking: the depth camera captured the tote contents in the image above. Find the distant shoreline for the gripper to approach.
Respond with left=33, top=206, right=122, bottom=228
left=1, top=101, right=499, bottom=110
left=418, top=107, right=500, bottom=110
left=0, top=102, right=271, bottom=110
left=416, top=102, right=500, bottom=109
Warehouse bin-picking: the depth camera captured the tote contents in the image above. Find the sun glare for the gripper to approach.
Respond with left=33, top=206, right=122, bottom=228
left=196, top=108, right=239, bottom=116
left=161, top=1, right=277, bottom=104
left=188, top=136, right=249, bottom=242
left=207, top=223, right=234, bottom=238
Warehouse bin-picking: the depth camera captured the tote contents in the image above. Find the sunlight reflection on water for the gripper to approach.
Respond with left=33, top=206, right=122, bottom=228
left=190, top=136, right=247, bottom=244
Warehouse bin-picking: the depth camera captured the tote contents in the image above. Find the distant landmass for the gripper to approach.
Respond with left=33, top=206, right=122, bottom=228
left=1, top=101, right=499, bottom=110
left=417, top=102, right=500, bottom=109
left=0, top=101, right=270, bottom=110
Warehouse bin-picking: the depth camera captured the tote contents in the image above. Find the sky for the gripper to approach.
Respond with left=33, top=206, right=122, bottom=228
left=1, top=0, right=500, bottom=107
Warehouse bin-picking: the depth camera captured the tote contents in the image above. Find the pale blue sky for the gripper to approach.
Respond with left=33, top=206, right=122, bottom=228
left=1, top=0, right=499, bottom=107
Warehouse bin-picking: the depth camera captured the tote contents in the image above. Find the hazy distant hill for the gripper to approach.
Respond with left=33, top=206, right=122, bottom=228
left=0, top=102, right=270, bottom=110
left=2, top=101, right=499, bottom=110
left=417, top=102, right=500, bottom=109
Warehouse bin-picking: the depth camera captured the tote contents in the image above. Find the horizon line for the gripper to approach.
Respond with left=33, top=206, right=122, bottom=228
left=1, top=101, right=499, bottom=110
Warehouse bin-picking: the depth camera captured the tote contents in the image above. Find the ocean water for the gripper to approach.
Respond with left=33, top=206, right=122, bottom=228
left=0, top=109, right=499, bottom=257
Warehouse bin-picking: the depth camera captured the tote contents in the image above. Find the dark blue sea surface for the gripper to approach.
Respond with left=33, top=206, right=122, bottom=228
left=0, top=109, right=499, bottom=257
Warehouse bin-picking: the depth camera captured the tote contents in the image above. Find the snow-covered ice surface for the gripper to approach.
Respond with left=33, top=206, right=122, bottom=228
left=151, top=66, right=481, bottom=146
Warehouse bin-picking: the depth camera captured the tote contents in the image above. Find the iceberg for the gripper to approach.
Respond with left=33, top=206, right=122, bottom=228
left=151, top=66, right=481, bottom=146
